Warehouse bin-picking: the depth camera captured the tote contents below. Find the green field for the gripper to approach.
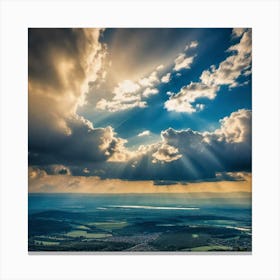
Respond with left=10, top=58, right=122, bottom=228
left=65, top=230, right=112, bottom=239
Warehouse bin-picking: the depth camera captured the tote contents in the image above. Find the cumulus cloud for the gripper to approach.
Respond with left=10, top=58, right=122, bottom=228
left=173, top=41, right=198, bottom=72
left=147, top=109, right=251, bottom=180
left=96, top=79, right=147, bottom=112
left=173, top=53, right=195, bottom=71
left=138, top=130, right=151, bottom=137
left=152, top=144, right=182, bottom=163
left=210, top=109, right=252, bottom=143
left=96, top=68, right=161, bottom=112
left=138, top=71, right=159, bottom=87
left=164, top=82, right=218, bottom=113
left=161, top=72, right=171, bottom=83
left=165, top=28, right=251, bottom=113
left=200, top=29, right=251, bottom=88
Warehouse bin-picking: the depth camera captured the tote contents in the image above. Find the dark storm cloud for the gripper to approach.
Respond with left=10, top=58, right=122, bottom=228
left=28, top=28, right=130, bottom=166
left=30, top=109, right=251, bottom=182
left=29, top=116, right=129, bottom=165
left=72, top=109, right=252, bottom=181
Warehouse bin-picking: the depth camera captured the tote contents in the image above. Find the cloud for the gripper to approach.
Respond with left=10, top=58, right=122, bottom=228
left=30, top=109, right=251, bottom=182
left=95, top=39, right=199, bottom=113
left=147, top=109, right=251, bottom=180
left=142, top=87, right=159, bottom=97
left=114, top=80, right=140, bottom=96
left=29, top=28, right=107, bottom=135
left=138, top=130, right=151, bottom=137
left=165, top=28, right=251, bottom=113
left=138, top=71, right=159, bottom=87
left=200, top=29, right=251, bottom=88
left=47, top=165, right=72, bottom=175
left=215, top=171, right=249, bottom=182
left=29, top=115, right=133, bottom=166
left=28, top=167, right=251, bottom=194
left=173, top=53, right=195, bottom=71
left=189, top=40, right=199, bottom=48
left=173, top=41, right=198, bottom=71
left=209, top=109, right=252, bottom=143
left=152, top=144, right=182, bottom=163
left=232, top=28, right=247, bottom=38
left=28, top=29, right=136, bottom=166
left=95, top=97, right=147, bottom=112
left=161, top=72, right=171, bottom=83
left=164, top=82, right=218, bottom=113
left=156, top=64, right=164, bottom=71
left=96, top=67, right=161, bottom=112
left=96, top=79, right=147, bottom=112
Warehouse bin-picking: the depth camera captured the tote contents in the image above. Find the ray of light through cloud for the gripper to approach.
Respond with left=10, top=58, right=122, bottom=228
left=28, top=28, right=252, bottom=194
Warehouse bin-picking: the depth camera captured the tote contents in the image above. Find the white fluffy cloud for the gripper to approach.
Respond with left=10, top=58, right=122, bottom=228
left=96, top=68, right=161, bottom=112
left=152, top=144, right=182, bottom=163
left=161, top=72, right=171, bottom=83
left=152, top=109, right=251, bottom=165
left=138, top=130, right=151, bottom=137
left=174, top=54, right=195, bottom=71
left=165, top=29, right=251, bottom=113
left=173, top=41, right=198, bottom=71
left=96, top=79, right=147, bottom=112
left=205, top=109, right=252, bottom=143
left=138, top=71, right=159, bottom=87
left=200, top=29, right=251, bottom=88
left=164, top=82, right=218, bottom=113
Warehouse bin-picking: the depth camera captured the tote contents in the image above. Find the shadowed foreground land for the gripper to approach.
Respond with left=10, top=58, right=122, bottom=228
left=28, top=193, right=251, bottom=252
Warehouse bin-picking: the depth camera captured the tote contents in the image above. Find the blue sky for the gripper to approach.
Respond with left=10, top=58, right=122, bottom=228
left=28, top=28, right=252, bottom=192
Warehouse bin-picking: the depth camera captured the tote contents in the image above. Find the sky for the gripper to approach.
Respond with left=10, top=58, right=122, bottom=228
left=28, top=28, right=252, bottom=194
